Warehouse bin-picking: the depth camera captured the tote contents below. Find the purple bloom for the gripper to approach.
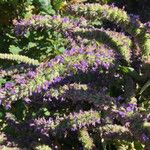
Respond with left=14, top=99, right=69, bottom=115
left=5, top=103, right=11, bottom=110
left=78, top=47, right=84, bottom=54
left=92, top=65, right=98, bottom=72
left=53, top=77, right=62, bottom=83
left=27, top=71, right=36, bottom=78
left=126, top=103, right=136, bottom=112
left=71, top=124, right=77, bottom=131
left=14, top=26, right=23, bottom=36
left=37, top=85, right=42, bottom=93
left=102, top=62, right=110, bottom=70
left=141, top=133, right=149, bottom=142
left=55, top=55, right=64, bottom=63
left=108, top=49, right=113, bottom=53
left=5, top=82, right=14, bottom=89
left=95, top=59, right=101, bottom=65
left=129, top=14, right=140, bottom=20
left=96, top=119, right=101, bottom=124
left=73, top=63, right=79, bottom=70
left=116, top=96, right=123, bottom=102
left=80, top=60, right=88, bottom=72
left=51, top=15, right=58, bottom=20
left=126, top=106, right=133, bottom=112
left=24, top=97, right=31, bottom=103
left=47, top=61, right=53, bottom=67
left=10, top=89, right=16, bottom=94
left=70, top=48, right=77, bottom=53
left=62, top=17, right=69, bottom=23
left=102, top=11, right=107, bottom=17
left=43, top=81, right=50, bottom=90
left=145, top=21, right=150, bottom=27
left=15, top=76, right=26, bottom=84
left=118, top=111, right=126, bottom=118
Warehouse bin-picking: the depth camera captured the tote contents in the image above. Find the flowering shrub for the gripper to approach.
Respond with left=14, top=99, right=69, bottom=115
left=0, top=2, right=150, bottom=150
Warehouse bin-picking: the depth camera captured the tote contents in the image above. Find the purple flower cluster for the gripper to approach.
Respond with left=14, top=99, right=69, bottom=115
left=5, top=82, right=14, bottom=90
left=29, top=110, right=101, bottom=135
left=0, top=4, right=149, bottom=148
left=13, top=15, right=87, bottom=36
left=0, top=42, right=116, bottom=107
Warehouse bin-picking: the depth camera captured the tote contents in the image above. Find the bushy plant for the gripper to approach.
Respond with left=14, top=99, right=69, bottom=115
left=0, top=2, right=150, bottom=150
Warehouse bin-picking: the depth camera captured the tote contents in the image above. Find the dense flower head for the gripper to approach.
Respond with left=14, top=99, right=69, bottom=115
left=67, top=3, right=150, bottom=61
left=0, top=44, right=116, bottom=106
left=13, top=15, right=88, bottom=36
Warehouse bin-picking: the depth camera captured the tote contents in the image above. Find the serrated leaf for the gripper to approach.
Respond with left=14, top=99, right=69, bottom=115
left=9, top=45, right=22, bottom=54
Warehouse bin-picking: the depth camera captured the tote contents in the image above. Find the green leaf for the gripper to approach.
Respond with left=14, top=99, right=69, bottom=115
left=119, top=66, right=134, bottom=74
left=52, top=0, right=63, bottom=10
left=24, top=31, right=30, bottom=38
left=28, top=42, right=37, bottom=49
left=118, top=66, right=140, bottom=79
left=6, top=33, right=15, bottom=39
left=0, top=112, right=4, bottom=118
left=58, top=47, right=65, bottom=53
left=37, top=0, right=55, bottom=15
left=140, top=80, right=150, bottom=94
left=44, top=111, right=50, bottom=116
left=0, top=78, right=6, bottom=87
left=11, top=100, right=27, bottom=121
left=38, top=0, right=50, bottom=7
left=134, top=141, right=144, bottom=150
left=9, top=45, right=22, bottom=54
